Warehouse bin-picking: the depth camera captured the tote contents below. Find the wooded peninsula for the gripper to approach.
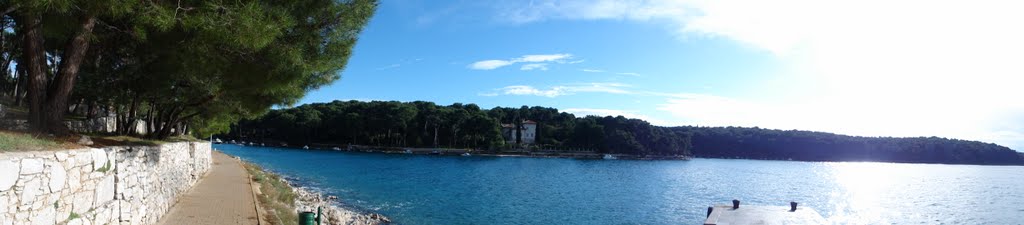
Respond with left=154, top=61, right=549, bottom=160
left=224, top=100, right=1024, bottom=165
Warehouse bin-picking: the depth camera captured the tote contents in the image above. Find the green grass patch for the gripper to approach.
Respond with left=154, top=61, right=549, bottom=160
left=95, top=161, right=111, bottom=173
left=243, top=161, right=298, bottom=225
left=95, top=136, right=165, bottom=146
left=0, top=131, right=63, bottom=152
left=67, top=212, right=80, bottom=220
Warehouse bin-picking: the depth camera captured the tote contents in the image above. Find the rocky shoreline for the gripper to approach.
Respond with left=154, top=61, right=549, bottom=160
left=287, top=180, right=391, bottom=225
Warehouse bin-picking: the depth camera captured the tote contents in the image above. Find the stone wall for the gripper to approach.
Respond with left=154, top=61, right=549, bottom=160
left=0, top=142, right=211, bottom=225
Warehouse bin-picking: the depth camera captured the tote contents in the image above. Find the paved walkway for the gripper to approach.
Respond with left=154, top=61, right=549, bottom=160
left=158, top=151, right=260, bottom=225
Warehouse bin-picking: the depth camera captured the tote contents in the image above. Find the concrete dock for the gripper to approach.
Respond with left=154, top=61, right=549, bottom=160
left=703, top=201, right=826, bottom=225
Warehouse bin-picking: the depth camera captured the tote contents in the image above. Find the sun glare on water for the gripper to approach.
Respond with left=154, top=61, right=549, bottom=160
left=827, top=162, right=905, bottom=224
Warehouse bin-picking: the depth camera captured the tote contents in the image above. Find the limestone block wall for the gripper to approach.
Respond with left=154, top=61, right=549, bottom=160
left=0, top=142, right=211, bottom=225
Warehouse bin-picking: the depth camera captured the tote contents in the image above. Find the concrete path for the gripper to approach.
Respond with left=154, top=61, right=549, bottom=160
left=157, top=151, right=260, bottom=225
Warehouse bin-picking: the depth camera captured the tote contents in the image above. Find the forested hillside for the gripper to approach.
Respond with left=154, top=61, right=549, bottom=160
left=225, top=100, right=1024, bottom=165
left=226, top=100, right=692, bottom=156
left=675, top=126, right=1024, bottom=165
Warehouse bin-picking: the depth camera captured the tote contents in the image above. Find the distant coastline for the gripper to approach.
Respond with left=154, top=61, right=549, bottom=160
left=221, top=100, right=1024, bottom=166
left=217, top=142, right=691, bottom=160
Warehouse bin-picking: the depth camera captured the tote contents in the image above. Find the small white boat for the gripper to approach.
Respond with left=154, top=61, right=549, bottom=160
left=603, top=154, right=617, bottom=160
left=404, top=149, right=413, bottom=154
left=461, top=153, right=471, bottom=157
left=303, top=145, right=310, bottom=149
left=332, top=147, right=341, bottom=150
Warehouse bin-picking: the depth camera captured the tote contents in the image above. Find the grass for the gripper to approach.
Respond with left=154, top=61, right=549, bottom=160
left=67, top=212, right=80, bottom=220
left=93, top=135, right=165, bottom=146
left=243, top=161, right=298, bottom=225
left=95, top=161, right=111, bottom=173
left=0, top=131, right=69, bottom=152
left=92, top=135, right=202, bottom=147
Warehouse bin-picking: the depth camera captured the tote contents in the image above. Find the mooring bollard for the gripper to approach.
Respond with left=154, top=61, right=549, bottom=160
left=732, top=199, right=740, bottom=209
left=790, top=202, right=798, bottom=211
left=706, top=206, right=714, bottom=218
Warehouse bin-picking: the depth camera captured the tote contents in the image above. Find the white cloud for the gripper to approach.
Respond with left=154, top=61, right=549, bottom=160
left=468, top=54, right=574, bottom=70
left=581, top=69, right=605, bottom=73
left=616, top=72, right=640, bottom=76
left=519, top=54, right=572, bottom=62
left=520, top=63, right=549, bottom=71
left=562, top=108, right=672, bottom=126
left=655, top=93, right=1024, bottom=150
left=469, top=60, right=516, bottom=70
left=481, top=82, right=631, bottom=97
left=493, top=0, right=1024, bottom=149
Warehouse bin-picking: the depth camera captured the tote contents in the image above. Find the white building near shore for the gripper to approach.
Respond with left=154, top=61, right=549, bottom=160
left=501, top=120, right=537, bottom=145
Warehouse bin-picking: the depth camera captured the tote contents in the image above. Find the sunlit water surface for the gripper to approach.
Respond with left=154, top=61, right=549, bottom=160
left=216, top=144, right=1024, bottom=224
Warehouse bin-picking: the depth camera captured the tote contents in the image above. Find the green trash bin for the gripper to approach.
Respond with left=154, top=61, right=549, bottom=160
left=298, top=207, right=322, bottom=225
left=299, top=211, right=317, bottom=225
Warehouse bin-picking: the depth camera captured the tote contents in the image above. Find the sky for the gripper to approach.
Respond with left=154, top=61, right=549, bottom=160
left=299, top=0, right=1024, bottom=151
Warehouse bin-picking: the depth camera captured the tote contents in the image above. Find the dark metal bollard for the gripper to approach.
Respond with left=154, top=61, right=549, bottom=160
left=790, top=202, right=798, bottom=211
left=732, top=199, right=740, bottom=209
left=706, top=206, right=714, bottom=218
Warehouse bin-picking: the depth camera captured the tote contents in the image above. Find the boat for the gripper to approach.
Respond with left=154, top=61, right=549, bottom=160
left=404, top=149, right=413, bottom=154
left=332, top=147, right=341, bottom=150
left=461, top=153, right=471, bottom=157
left=603, top=154, right=617, bottom=160
left=303, top=145, right=310, bottom=149
left=430, top=150, right=441, bottom=155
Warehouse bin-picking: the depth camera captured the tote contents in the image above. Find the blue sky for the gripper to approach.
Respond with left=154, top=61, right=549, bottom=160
left=300, top=0, right=1024, bottom=150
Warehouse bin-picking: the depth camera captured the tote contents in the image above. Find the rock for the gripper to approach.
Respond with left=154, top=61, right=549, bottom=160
left=19, top=178, right=41, bottom=207
left=0, top=192, right=9, bottom=213
left=67, top=167, right=81, bottom=190
left=20, top=158, right=43, bottom=175
left=0, top=159, right=19, bottom=191
left=71, top=191, right=93, bottom=214
left=76, top=135, right=93, bottom=145
left=48, top=162, right=66, bottom=193
left=94, top=175, right=115, bottom=207
left=54, top=152, right=69, bottom=162
left=66, top=218, right=84, bottom=225
left=91, top=148, right=107, bottom=171
left=30, top=205, right=55, bottom=225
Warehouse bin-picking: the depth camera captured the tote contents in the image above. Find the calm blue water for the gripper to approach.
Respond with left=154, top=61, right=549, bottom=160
left=216, top=144, right=1024, bottom=224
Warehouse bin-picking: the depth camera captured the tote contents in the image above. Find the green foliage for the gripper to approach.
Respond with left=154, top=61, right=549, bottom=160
left=0, top=132, right=62, bottom=152
left=676, top=126, right=1024, bottom=165
left=67, top=212, right=80, bottom=221
left=6, top=0, right=379, bottom=139
left=95, top=160, right=111, bottom=173
left=228, top=100, right=691, bottom=155
left=242, top=162, right=298, bottom=225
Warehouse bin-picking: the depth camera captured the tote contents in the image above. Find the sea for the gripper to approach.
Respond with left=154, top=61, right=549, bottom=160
left=215, top=144, right=1024, bottom=224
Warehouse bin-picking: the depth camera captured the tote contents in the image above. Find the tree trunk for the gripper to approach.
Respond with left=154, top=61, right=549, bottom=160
left=42, top=14, right=97, bottom=135
left=433, top=125, right=439, bottom=147
left=12, top=65, right=24, bottom=104
left=16, top=13, right=47, bottom=131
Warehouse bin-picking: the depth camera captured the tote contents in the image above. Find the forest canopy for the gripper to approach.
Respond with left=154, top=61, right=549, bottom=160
left=0, top=0, right=378, bottom=139
left=225, top=100, right=1024, bottom=165
left=227, top=100, right=694, bottom=156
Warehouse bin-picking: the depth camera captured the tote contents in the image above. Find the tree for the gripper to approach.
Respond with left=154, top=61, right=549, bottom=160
left=0, top=0, right=379, bottom=139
